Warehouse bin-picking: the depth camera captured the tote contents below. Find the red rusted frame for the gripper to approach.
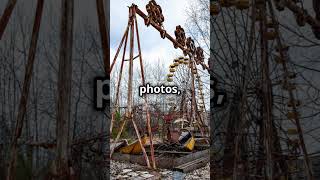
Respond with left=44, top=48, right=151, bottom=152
left=134, top=10, right=156, bottom=169
left=110, top=3, right=212, bottom=170
left=285, top=0, right=320, bottom=28
left=127, top=7, right=151, bottom=168
left=110, top=28, right=129, bottom=149
left=110, top=6, right=151, bottom=168
left=135, top=6, right=209, bottom=70
left=110, top=27, right=129, bottom=134
left=6, top=0, right=44, bottom=179
left=269, top=1, right=314, bottom=179
left=110, top=25, right=130, bottom=73
left=115, top=27, right=129, bottom=107
left=0, top=0, right=17, bottom=40
left=260, top=4, right=274, bottom=179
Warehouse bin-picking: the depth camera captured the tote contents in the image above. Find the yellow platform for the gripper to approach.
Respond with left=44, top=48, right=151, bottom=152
left=119, top=136, right=148, bottom=154
left=184, top=136, right=195, bottom=151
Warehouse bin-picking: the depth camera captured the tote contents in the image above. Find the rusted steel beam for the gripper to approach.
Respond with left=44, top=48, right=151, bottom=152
left=127, top=8, right=134, bottom=115
left=0, top=0, right=17, bottom=40
left=135, top=5, right=209, bottom=70
left=259, top=3, right=274, bottom=179
left=285, top=0, right=320, bottom=27
left=110, top=25, right=129, bottom=73
left=134, top=11, right=156, bottom=169
left=131, top=117, right=151, bottom=168
left=55, top=0, right=74, bottom=178
left=6, top=0, right=44, bottom=179
left=268, top=1, right=314, bottom=179
left=96, top=0, right=110, bottom=75
left=114, top=29, right=129, bottom=107
left=110, top=28, right=129, bottom=133
left=110, top=118, right=127, bottom=157
left=135, top=15, right=145, bottom=85
left=127, top=6, right=151, bottom=168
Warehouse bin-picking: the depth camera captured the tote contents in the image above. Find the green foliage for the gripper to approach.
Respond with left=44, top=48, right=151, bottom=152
left=115, top=111, right=121, bottom=122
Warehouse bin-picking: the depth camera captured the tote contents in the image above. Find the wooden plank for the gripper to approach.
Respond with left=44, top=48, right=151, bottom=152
left=111, top=149, right=209, bottom=170
left=146, top=150, right=191, bottom=155
left=175, top=149, right=209, bottom=166
left=112, top=153, right=175, bottom=169
left=173, top=157, right=209, bottom=173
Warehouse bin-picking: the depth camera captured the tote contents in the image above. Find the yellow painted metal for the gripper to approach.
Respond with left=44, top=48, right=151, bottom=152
left=174, top=62, right=179, bottom=66
left=119, top=136, right=148, bottom=154
left=170, top=64, right=176, bottom=68
left=183, top=58, right=189, bottom=64
left=170, top=68, right=176, bottom=73
left=184, top=136, right=195, bottom=151
left=287, top=128, right=298, bottom=135
left=167, top=73, right=174, bottom=77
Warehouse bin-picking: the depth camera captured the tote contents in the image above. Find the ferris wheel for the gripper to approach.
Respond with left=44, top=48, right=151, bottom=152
left=165, top=56, right=207, bottom=129
left=209, top=0, right=320, bottom=179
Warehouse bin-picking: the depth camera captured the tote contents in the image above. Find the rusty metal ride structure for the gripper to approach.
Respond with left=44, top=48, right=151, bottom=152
left=211, top=0, right=320, bottom=179
left=109, top=0, right=209, bottom=169
left=166, top=56, right=208, bottom=136
left=0, top=0, right=109, bottom=179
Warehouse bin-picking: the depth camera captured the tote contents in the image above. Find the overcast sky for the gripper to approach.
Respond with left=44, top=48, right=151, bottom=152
left=110, top=0, right=193, bottom=67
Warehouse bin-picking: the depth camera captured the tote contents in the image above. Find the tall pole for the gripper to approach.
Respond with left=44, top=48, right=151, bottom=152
left=260, top=1, right=273, bottom=179
left=134, top=5, right=156, bottom=168
left=55, top=0, right=74, bottom=178
left=267, top=1, right=314, bottom=179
